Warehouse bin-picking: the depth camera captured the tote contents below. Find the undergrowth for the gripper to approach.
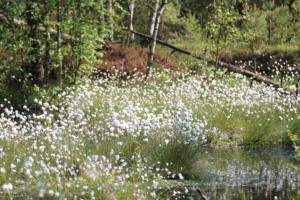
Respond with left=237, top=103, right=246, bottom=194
left=0, top=71, right=299, bottom=199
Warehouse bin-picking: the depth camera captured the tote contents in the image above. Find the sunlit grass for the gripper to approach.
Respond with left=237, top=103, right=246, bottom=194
left=0, top=70, right=299, bottom=199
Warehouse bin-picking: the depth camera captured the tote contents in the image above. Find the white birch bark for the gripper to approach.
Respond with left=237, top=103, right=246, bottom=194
left=129, top=0, right=135, bottom=43
left=149, top=0, right=159, bottom=36
left=146, top=0, right=167, bottom=79
left=126, top=0, right=136, bottom=45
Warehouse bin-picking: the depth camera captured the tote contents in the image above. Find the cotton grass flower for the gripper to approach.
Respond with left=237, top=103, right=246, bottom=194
left=0, top=70, right=298, bottom=199
left=2, top=183, right=13, bottom=191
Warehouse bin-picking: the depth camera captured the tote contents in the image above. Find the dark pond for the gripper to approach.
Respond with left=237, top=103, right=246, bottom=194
left=163, top=146, right=300, bottom=200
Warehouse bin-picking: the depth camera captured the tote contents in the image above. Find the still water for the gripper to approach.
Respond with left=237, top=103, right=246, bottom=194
left=166, top=146, right=300, bottom=200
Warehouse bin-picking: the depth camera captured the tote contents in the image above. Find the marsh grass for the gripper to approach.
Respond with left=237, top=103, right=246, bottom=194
left=0, top=70, right=299, bottom=199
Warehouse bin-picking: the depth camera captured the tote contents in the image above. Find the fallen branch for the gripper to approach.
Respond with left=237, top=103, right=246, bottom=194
left=131, top=29, right=293, bottom=93
left=0, top=13, right=295, bottom=93
left=218, top=61, right=280, bottom=88
left=0, top=13, right=79, bottom=41
left=130, top=29, right=202, bottom=59
left=196, top=187, right=209, bottom=200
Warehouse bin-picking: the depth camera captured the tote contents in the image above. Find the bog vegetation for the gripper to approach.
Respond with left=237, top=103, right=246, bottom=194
left=0, top=0, right=300, bottom=199
left=1, top=72, right=299, bottom=199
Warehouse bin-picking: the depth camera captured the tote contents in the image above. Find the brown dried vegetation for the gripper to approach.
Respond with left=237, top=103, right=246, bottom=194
left=96, top=43, right=180, bottom=78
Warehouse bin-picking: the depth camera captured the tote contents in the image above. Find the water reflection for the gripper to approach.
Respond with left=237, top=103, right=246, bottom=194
left=169, top=147, right=300, bottom=200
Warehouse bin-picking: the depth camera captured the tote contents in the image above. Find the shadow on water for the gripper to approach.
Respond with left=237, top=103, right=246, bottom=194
left=160, top=146, right=300, bottom=200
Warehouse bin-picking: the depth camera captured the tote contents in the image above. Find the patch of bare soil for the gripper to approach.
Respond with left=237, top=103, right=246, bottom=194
left=96, top=43, right=180, bottom=78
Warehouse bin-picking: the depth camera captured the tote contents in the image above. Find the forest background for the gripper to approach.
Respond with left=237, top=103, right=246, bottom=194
left=0, top=0, right=300, bottom=109
left=1, top=1, right=300, bottom=199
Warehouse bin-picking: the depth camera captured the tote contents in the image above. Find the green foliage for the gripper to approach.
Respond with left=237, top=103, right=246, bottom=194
left=240, top=7, right=267, bottom=51
left=162, top=3, right=189, bottom=38
left=0, top=0, right=116, bottom=108
left=161, top=0, right=300, bottom=64
left=204, top=1, right=243, bottom=67
left=177, top=0, right=212, bottom=26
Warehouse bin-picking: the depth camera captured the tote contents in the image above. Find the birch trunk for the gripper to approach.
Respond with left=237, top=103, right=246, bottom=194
left=149, top=0, right=160, bottom=36
left=146, top=0, right=167, bottom=79
left=129, top=0, right=135, bottom=44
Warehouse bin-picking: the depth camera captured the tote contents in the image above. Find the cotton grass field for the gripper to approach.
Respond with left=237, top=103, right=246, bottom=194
left=0, top=71, right=299, bottom=199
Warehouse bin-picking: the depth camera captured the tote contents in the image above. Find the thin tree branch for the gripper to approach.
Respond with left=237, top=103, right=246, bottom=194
left=131, top=29, right=294, bottom=93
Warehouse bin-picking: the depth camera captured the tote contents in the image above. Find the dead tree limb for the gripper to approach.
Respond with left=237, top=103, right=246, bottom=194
left=217, top=61, right=280, bottom=88
left=130, top=29, right=200, bottom=58
left=0, top=13, right=79, bottom=42
left=130, top=29, right=294, bottom=93
left=0, top=12, right=295, bottom=94
left=196, top=187, right=209, bottom=200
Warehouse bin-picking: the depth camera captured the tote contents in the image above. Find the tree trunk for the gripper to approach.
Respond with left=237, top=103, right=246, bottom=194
left=286, top=0, right=296, bottom=43
left=57, top=0, right=62, bottom=86
left=132, top=29, right=293, bottom=93
left=267, top=0, right=272, bottom=45
left=146, top=0, right=167, bottom=79
left=296, top=81, right=299, bottom=99
left=100, top=0, right=105, bottom=27
left=25, top=1, right=41, bottom=85
left=267, top=17, right=271, bottom=45
left=149, top=0, right=160, bottom=37
left=127, top=0, right=135, bottom=45
left=44, top=26, right=51, bottom=85
left=107, top=0, right=114, bottom=41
